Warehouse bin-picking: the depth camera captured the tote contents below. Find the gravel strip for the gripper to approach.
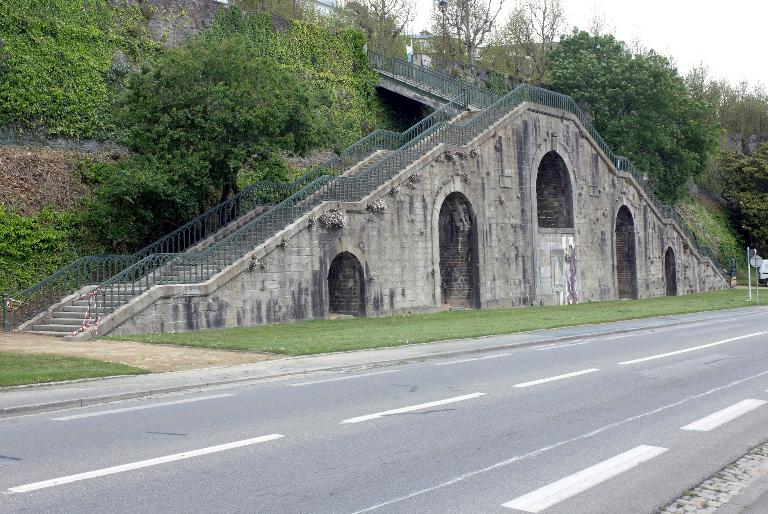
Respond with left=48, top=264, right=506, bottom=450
left=660, top=441, right=768, bottom=513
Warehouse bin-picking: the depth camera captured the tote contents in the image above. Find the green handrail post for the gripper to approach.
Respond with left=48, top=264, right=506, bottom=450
left=2, top=291, right=9, bottom=333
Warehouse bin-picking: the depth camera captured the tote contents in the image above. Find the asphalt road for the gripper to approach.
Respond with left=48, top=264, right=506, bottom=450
left=2, top=309, right=768, bottom=513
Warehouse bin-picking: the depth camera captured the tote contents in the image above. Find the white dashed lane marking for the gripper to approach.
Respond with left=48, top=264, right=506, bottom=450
left=502, top=445, right=669, bottom=512
left=681, top=399, right=767, bottom=432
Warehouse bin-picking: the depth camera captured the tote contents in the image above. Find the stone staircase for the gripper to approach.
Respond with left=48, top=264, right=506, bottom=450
left=10, top=51, right=726, bottom=337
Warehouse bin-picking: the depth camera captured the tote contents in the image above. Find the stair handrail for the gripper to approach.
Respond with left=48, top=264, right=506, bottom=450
left=7, top=106, right=450, bottom=332
left=88, top=94, right=470, bottom=321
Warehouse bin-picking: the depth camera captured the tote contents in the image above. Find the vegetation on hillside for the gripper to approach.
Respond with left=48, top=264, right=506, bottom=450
left=549, top=31, right=718, bottom=204
left=0, top=0, right=156, bottom=138
left=717, top=144, right=768, bottom=253
left=0, top=5, right=392, bottom=291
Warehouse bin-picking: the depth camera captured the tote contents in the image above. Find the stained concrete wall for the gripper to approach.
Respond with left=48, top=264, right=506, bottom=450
left=106, top=103, right=726, bottom=336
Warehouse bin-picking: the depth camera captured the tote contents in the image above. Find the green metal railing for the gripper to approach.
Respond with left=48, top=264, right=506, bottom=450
left=88, top=95, right=470, bottom=321
left=368, top=51, right=499, bottom=109
left=369, top=55, right=726, bottom=274
left=2, top=85, right=471, bottom=332
left=89, top=82, right=726, bottom=324
left=4, top=53, right=727, bottom=332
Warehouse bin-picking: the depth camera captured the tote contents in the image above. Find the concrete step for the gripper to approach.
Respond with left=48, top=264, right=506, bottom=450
left=40, top=317, right=84, bottom=327
left=52, top=311, right=89, bottom=319
left=25, top=330, right=69, bottom=337
left=60, top=305, right=90, bottom=313
left=29, top=324, right=80, bottom=334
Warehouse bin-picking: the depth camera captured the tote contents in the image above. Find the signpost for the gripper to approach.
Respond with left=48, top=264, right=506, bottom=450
left=750, top=252, right=763, bottom=304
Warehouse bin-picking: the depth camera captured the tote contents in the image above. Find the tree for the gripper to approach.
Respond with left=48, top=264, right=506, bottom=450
left=101, top=33, right=325, bottom=249
left=438, top=0, right=505, bottom=65
left=719, top=144, right=768, bottom=251
left=341, top=0, right=414, bottom=56
left=550, top=30, right=718, bottom=202
left=483, top=0, right=563, bottom=84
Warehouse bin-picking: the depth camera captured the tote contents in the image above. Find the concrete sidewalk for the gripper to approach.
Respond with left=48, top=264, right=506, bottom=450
left=2, top=306, right=765, bottom=418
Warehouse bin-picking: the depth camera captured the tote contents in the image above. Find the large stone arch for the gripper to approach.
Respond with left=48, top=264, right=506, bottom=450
left=615, top=205, right=638, bottom=299
left=437, top=192, right=480, bottom=308
left=664, top=247, right=677, bottom=296
left=327, top=252, right=366, bottom=316
left=535, top=151, right=574, bottom=229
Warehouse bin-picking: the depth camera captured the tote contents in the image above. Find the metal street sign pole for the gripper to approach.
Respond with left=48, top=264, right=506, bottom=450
left=748, top=247, right=752, bottom=301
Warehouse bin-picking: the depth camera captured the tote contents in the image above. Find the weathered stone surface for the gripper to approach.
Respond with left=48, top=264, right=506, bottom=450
left=106, top=103, right=726, bottom=336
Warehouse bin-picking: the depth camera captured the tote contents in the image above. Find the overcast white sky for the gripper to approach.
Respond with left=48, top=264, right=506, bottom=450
left=411, top=0, right=767, bottom=87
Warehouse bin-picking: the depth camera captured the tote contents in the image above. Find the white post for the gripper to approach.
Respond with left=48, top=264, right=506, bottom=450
left=748, top=247, right=752, bottom=301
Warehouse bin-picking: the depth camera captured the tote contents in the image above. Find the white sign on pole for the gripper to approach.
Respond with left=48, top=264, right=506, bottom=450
left=750, top=255, right=763, bottom=269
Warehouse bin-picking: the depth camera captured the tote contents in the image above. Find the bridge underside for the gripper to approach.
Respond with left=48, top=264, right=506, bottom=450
left=376, top=74, right=481, bottom=111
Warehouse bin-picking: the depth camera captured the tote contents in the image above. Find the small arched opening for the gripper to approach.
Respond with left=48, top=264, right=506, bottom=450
left=664, top=247, right=677, bottom=296
left=536, top=151, right=574, bottom=229
left=615, top=206, right=638, bottom=299
left=438, top=192, right=480, bottom=308
left=327, top=252, right=366, bottom=317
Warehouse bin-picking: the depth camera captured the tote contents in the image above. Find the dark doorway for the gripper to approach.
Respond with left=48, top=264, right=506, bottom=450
left=327, top=252, right=366, bottom=316
left=664, top=247, right=677, bottom=296
left=439, top=192, right=479, bottom=307
left=536, top=151, right=574, bottom=229
left=615, top=206, right=638, bottom=299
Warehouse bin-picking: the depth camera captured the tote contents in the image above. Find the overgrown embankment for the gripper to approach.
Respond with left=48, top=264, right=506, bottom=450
left=0, top=2, right=392, bottom=294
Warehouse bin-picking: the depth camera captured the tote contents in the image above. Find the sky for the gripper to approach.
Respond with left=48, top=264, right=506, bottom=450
left=411, top=0, right=768, bottom=87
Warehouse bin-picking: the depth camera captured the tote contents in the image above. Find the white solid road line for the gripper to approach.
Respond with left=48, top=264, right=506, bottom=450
left=513, top=368, right=599, bottom=388
left=7, top=434, right=284, bottom=493
left=681, top=399, right=767, bottom=432
left=618, top=331, right=768, bottom=365
left=52, top=394, right=236, bottom=421
left=432, top=353, right=513, bottom=365
left=340, top=393, right=486, bottom=424
left=501, top=445, right=669, bottom=512
left=289, top=369, right=400, bottom=386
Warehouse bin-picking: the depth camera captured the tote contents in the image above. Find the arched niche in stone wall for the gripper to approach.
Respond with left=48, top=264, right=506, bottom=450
left=665, top=247, right=678, bottom=296
left=536, top=151, right=574, bottom=229
left=438, top=192, right=480, bottom=308
left=327, top=252, right=366, bottom=317
left=615, top=205, right=638, bottom=299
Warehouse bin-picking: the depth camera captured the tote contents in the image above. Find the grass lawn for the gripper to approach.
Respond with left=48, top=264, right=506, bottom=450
left=111, top=289, right=764, bottom=356
left=0, top=352, right=148, bottom=388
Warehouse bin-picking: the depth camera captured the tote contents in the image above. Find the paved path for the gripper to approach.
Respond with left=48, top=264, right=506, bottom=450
left=2, top=306, right=768, bottom=512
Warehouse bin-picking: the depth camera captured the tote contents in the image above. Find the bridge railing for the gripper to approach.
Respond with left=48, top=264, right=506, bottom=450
left=368, top=51, right=499, bottom=109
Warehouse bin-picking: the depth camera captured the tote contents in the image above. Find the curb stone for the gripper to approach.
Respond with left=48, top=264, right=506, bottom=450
left=660, top=440, right=768, bottom=513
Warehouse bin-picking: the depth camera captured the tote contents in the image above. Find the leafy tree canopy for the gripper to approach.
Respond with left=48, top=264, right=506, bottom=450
left=718, top=143, right=768, bottom=251
left=90, top=32, right=327, bottom=251
left=115, top=32, right=325, bottom=200
left=550, top=30, right=718, bottom=202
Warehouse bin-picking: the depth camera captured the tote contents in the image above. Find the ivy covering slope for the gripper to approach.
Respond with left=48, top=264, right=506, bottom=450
left=207, top=9, right=392, bottom=148
left=0, top=0, right=156, bottom=138
left=0, top=4, right=394, bottom=294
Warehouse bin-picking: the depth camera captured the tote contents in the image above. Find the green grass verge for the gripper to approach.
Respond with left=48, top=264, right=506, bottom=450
left=0, top=352, right=148, bottom=388
left=111, top=289, right=763, bottom=356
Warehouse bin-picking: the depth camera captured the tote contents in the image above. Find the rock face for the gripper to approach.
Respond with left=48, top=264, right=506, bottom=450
left=102, top=102, right=725, bottom=336
left=725, top=130, right=768, bottom=155
left=115, top=0, right=228, bottom=47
